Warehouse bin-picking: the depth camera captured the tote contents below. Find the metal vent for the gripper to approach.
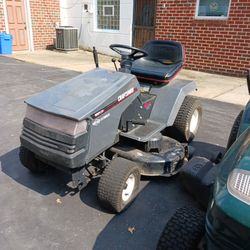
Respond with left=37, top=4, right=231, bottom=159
left=55, top=26, right=78, bottom=51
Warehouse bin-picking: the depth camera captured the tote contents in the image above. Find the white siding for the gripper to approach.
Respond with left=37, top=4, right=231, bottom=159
left=60, top=0, right=133, bottom=55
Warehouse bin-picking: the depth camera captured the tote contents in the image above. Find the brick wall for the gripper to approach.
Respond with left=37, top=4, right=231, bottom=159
left=0, top=0, right=5, bottom=32
left=30, top=0, right=60, bottom=50
left=155, top=0, right=250, bottom=76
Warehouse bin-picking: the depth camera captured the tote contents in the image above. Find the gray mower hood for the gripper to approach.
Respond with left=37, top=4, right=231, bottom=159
left=25, top=68, right=137, bottom=121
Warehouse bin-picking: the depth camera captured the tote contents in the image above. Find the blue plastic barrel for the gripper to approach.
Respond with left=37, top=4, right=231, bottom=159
left=0, top=33, right=13, bottom=54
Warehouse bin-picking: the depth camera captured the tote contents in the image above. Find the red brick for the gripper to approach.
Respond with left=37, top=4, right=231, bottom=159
left=29, top=0, right=60, bottom=50
left=155, top=0, right=250, bottom=76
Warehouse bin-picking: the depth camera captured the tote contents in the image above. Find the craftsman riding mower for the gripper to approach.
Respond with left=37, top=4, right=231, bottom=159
left=19, top=40, right=202, bottom=213
left=157, top=70, right=250, bottom=249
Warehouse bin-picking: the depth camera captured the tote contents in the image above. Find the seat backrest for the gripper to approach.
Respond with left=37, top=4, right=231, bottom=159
left=142, top=40, right=184, bottom=64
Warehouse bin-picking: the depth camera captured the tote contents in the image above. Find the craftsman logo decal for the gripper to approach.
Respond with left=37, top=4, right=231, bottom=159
left=92, top=87, right=138, bottom=119
left=118, top=88, right=135, bottom=102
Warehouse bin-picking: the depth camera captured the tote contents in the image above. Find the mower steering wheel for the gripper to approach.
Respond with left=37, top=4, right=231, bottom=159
left=110, top=44, right=148, bottom=60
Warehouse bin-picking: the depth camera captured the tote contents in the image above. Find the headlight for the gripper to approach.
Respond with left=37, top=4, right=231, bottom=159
left=25, top=105, right=87, bottom=136
left=227, top=169, right=250, bottom=205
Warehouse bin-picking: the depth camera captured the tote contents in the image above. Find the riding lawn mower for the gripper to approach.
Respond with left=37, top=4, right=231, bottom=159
left=157, top=70, right=250, bottom=249
left=19, top=41, right=202, bottom=213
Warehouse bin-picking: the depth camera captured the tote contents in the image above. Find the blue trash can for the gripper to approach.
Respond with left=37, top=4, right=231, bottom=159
left=0, top=33, right=13, bottom=54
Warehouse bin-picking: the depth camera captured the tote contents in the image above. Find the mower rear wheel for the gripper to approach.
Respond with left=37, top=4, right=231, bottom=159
left=226, top=110, right=243, bottom=150
left=168, top=96, right=202, bottom=142
left=19, top=146, right=48, bottom=173
left=157, top=206, right=205, bottom=250
left=97, top=157, right=140, bottom=213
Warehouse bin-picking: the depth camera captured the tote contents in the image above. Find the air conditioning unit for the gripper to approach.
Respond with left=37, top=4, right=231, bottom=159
left=55, top=26, right=78, bottom=51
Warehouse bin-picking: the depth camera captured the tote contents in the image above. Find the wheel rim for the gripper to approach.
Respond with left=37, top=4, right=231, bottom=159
left=122, top=174, right=135, bottom=202
left=189, top=109, right=199, bottom=134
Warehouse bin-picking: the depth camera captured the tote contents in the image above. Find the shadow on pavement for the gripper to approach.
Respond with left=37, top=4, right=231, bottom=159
left=0, top=139, right=224, bottom=199
left=92, top=176, right=197, bottom=250
left=0, top=139, right=226, bottom=250
left=79, top=177, right=109, bottom=213
left=0, top=141, right=225, bottom=250
left=191, top=140, right=225, bottom=161
left=0, top=147, right=77, bottom=197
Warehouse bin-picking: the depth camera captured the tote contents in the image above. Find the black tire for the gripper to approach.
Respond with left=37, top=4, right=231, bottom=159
left=157, top=206, right=205, bottom=250
left=97, top=157, right=140, bottom=213
left=19, top=146, right=48, bottom=173
left=167, top=96, right=202, bottom=143
left=226, top=110, right=243, bottom=150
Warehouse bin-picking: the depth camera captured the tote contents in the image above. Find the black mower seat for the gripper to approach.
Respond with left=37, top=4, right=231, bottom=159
left=131, top=40, right=185, bottom=84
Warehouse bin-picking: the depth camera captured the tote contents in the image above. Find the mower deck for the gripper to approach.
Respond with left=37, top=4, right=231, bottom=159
left=111, top=136, right=186, bottom=176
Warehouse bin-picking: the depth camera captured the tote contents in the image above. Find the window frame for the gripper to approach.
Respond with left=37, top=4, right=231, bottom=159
left=195, top=0, right=231, bottom=20
left=94, top=0, right=120, bottom=32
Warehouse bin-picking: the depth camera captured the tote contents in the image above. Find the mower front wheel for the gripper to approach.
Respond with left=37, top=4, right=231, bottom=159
left=97, top=157, right=140, bottom=213
left=19, top=146, right=48, bottom=173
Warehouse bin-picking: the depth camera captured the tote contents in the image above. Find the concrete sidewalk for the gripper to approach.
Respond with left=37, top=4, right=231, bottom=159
left=9, top=50, right=248, bottom=106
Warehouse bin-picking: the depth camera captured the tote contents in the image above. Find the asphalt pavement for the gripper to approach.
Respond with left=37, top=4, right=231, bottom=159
left=0, top=56, right=243, bottom=250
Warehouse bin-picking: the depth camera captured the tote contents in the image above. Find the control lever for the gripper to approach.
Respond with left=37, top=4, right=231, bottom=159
left=93, top=46, right=99, bottom=68
left=112, top=58, right=118, bottom=71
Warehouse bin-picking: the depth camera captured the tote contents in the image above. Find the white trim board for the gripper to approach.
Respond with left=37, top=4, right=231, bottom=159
left=24, top=0, right=34, bottom=51
left=2, top=0, right=9, bottom=32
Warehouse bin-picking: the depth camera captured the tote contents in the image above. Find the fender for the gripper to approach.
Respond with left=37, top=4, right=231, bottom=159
left=149, top=79, right=197, bottom=126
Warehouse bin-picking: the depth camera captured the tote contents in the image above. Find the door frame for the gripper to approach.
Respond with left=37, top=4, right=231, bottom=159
left=132, top=0, right=157, bottom=47
left=129, top=0, right=134, bottom=46
left=3, top=0, right=34, bottom=51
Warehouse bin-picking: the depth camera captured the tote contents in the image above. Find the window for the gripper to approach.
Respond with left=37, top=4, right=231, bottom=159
left=196, top=0, right=231, bottom=19
left=97, top=0, right=120, bottom=30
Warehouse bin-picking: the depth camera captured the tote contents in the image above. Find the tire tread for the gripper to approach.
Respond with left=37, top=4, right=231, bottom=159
left=97, top=157, right=140, bottom=213
left=157, top=206, right=205, bottom=250
left=168, top=96, right=202, bottom=142
left=226, top=110, right=244, bottom=150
